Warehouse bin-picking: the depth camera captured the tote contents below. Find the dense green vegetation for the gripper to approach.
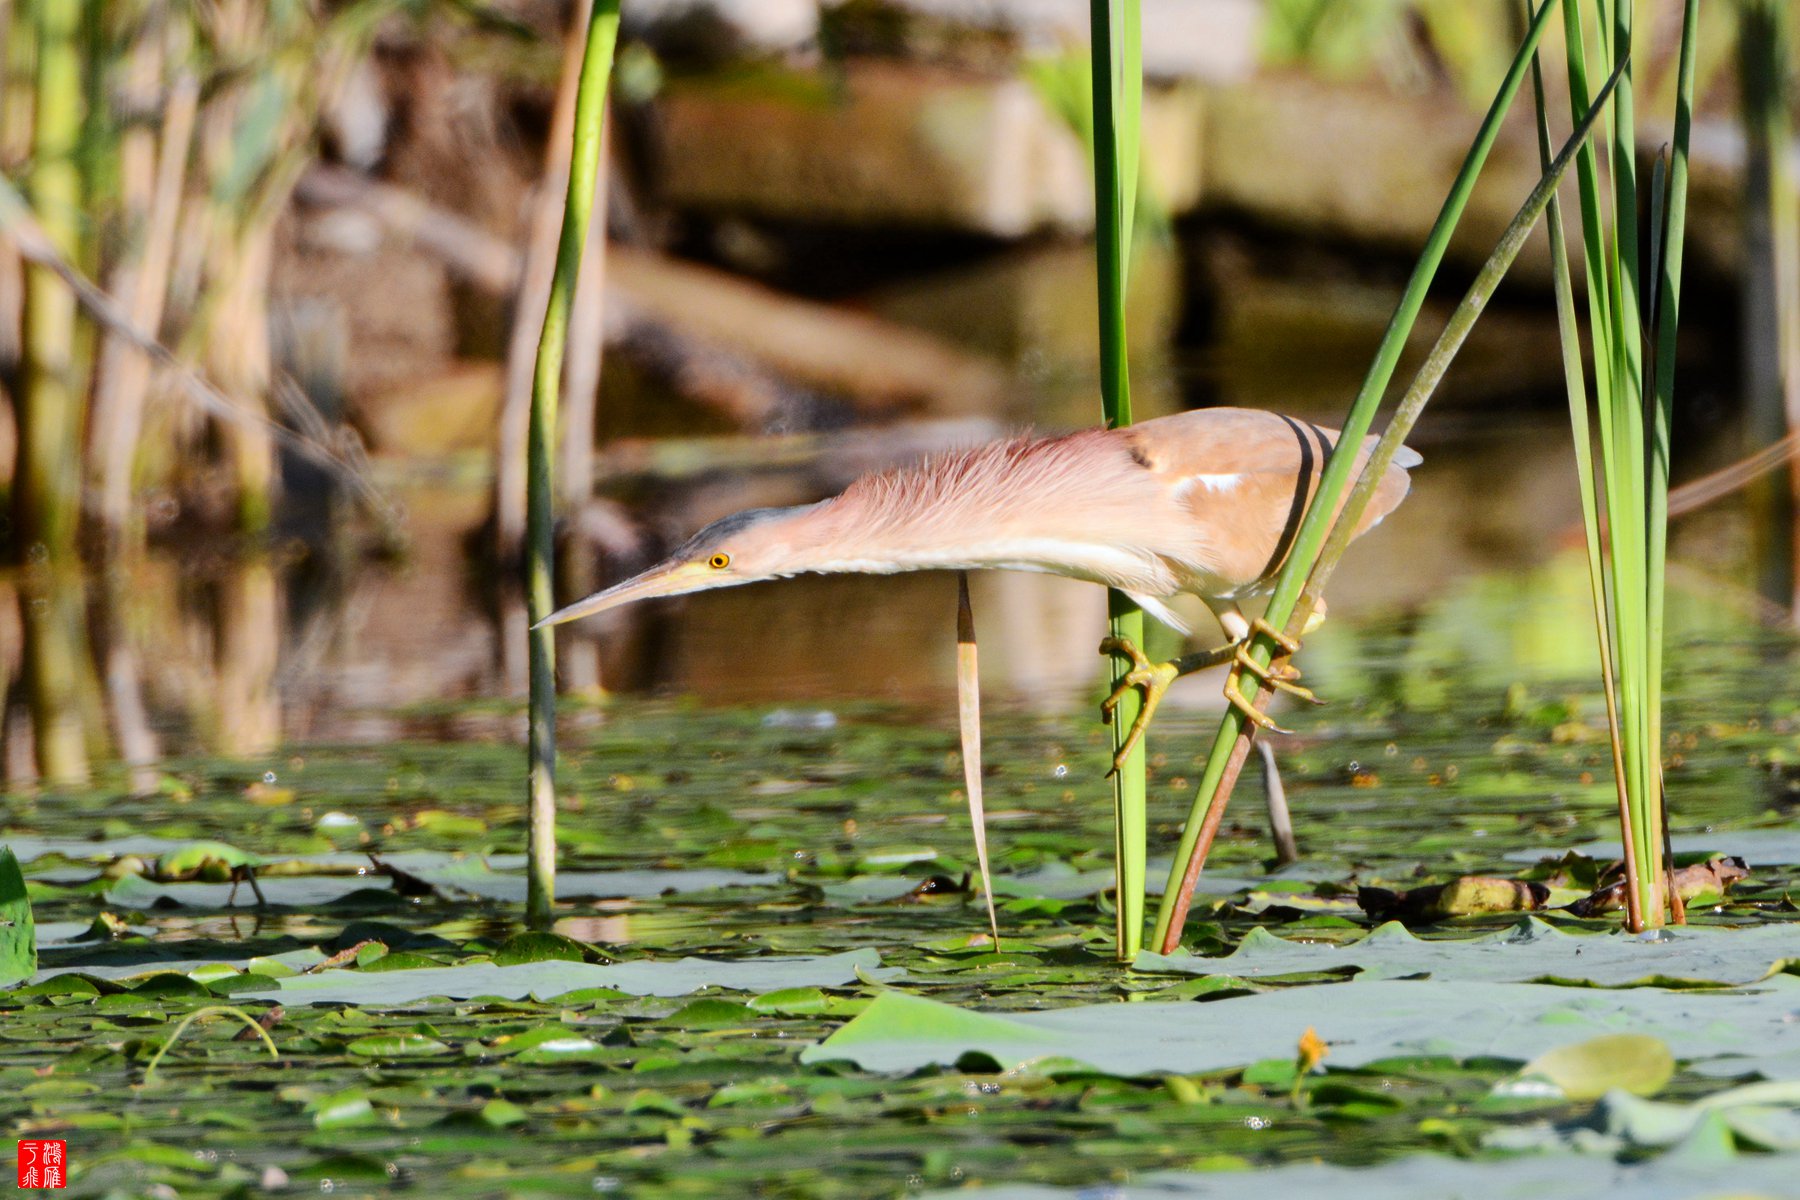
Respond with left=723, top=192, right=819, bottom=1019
left=6, top=608, right=1799, bottom=1196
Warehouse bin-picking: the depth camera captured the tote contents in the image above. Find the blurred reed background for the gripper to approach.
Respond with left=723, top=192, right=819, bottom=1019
left=0, top=0, right=1794, bottom=789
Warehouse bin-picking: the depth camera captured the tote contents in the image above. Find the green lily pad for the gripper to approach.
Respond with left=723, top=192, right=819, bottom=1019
left=32, top=947, right=325, bottom=984
left=0, top=847, right=36, bottom=988
left=153, top=840, right=262, bottom=879
left=102, top=873, right=384, bottom=909
left=245, top=948, right=898, bottom=1006
left=1513, top=829, right=1800, bottom=867
left=1598, top=1082, right=1800, bottom=1151
left=418, top=860, right=771, bottom=901
left=806, top=978, right=1800, bottom=1079
left=345, top=1033, right=452, bottom=1058
left=927, top=1150, right=1800, bottom=1198
left=1138, top=918, right=1800, bottom=987
left=491, top=931, right=589, bottom=965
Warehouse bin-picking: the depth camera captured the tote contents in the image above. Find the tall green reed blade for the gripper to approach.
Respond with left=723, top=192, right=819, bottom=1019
left=525, top=0, right=620, bottom=931
left=1088, top=0, right=1148, bottom=960
left=1529, top=0, right=1638, bottom=929
left=1552, top=0, right=1698, bottom=930
left=1600, top=0, right=1662, bottom=930
left=1149, top=0, right=1569, bottom=954
left=1296, top=61, right=1624, bottom=652
left=1644, top=0, right=1699, bottom=925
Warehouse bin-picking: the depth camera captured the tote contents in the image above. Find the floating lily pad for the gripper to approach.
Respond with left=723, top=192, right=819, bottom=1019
left=32, top=946, right=325, bottom=983
left=102, top=873, right=386, bottom=909
left=0, top=848, right=34, bottom=987
left=806, top=978, right=1800, bottom=1079
left=991, top=862, right=1256, bottom=901
left=245, top=948, right=898, bottom=1006
left=1137, top=918, right=1800, bottom=987
left=419, top=861, right=771, bottom=901
left=926, top=1149, right=1800, bottom=1199
left=1510, top=830, right=1800, bottom=867
left=1, top=835, right=193, bottom=863
left=1487, top=1081, right=1800, bottom=1157
left=1518, top=1033, right=1674, bottom=1099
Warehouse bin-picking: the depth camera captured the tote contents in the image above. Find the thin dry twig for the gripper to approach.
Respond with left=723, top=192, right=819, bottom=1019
left=0, top=172, right=396, bottom=529
left=956, top=572, right=999, bottom=943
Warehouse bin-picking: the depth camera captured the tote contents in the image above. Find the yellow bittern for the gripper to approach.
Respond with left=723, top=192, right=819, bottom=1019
left=541, top=408, right=1419, bottom=761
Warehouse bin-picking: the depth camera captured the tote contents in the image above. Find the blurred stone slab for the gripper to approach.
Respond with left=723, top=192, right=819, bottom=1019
left=866, top=238, right=1184, bottom=425
left=657, top=62, right=1204, bottom=236
left=1202, top=72, right=1551, bottom=279
left=871, top=239, right=1180, bottom=366
left=838, top=0, right=1262, bottom=82
left=357, top=361, right=501, bottom=456
left=1196, top=236, right=1568, bottom=415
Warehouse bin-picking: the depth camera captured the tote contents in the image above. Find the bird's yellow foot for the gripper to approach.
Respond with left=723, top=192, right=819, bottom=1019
left=1224, top=618, right=1325, bottom=734
left=1099, top=635, right=1235, bottom=775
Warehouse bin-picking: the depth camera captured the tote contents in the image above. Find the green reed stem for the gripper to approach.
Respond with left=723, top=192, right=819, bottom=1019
left=1089, top=0, right=1147, bottom=960
left=1150, top=0, right=1566, bottom=954
left=1598, top=0, right=1662, bottom=929
left=526, top=1, right=619, bottom=931
left=1645, top=0, right=1698, bottom=923
left=143, top=1006, right=279, bottom=1084
left=1530, top=0, right=1638, bottom=929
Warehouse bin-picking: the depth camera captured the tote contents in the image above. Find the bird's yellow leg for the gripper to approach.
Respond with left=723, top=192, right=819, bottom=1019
left=1098, top=636, right=1237, bottom=775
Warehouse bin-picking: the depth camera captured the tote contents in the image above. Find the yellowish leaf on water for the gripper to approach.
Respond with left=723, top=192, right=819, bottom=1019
left=1520, top=1033, right=1673, bottom=1100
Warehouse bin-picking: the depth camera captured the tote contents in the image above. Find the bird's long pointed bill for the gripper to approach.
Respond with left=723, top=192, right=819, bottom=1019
left=532, top=562, right=708, bottom=629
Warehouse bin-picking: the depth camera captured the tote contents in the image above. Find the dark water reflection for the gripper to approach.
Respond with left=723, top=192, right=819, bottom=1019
left=0, top=400, right=1776, bottom=777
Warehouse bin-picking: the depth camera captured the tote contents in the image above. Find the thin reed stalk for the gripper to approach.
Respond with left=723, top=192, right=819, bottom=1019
left=1149, top=0, right=1574, bottom=954
left=525, top=0, right=620, bottom=931
left=1088, top=0, right=1147, bottom=961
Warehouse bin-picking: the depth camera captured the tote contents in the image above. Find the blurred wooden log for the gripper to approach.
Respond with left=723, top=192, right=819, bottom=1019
left=296, top=166, right=520, bottom=295
left=607, top=246, right=1013, bottom=417
left=296, top=167, right=1017, bottom=421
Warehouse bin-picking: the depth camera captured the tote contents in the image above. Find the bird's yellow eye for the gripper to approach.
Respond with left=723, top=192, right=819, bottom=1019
left=708, top=553, right=731, bottom=570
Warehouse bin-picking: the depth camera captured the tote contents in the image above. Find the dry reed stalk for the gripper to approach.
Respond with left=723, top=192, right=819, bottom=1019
left=90, top=52, right=197, bottom=541
left=497, top=4, right=591, bottom=564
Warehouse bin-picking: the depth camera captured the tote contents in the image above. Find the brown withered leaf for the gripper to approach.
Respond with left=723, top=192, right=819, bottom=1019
left=1566, top=856, right=1751, bottom=918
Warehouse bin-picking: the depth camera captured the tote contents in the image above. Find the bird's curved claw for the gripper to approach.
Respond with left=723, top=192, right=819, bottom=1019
left=1098, top=636, right=1177, bottom=776
left=1224, top=683, right=1294, bottom=735
left=1231, top=646, right=1323, bottom=705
